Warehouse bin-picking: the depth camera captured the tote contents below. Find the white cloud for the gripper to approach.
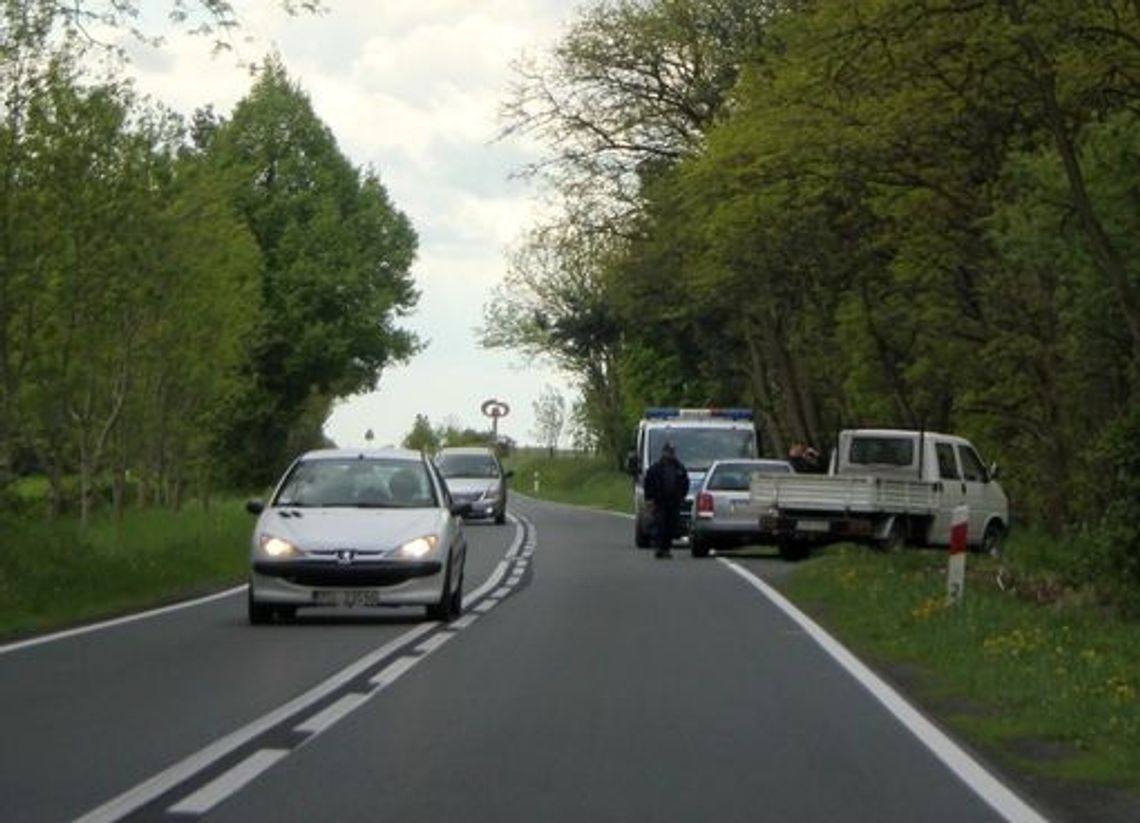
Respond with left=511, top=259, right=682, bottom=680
left=122, top=1, right=576, bottom=447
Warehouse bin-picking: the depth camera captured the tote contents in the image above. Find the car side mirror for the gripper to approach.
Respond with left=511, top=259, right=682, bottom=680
left=245, top=499, right=265, bottom=515
left=988, top=462, right=1001, bottom=482
left=504, top=469, right=514, bottom=480
left=626, top=451, right=639, bottom=476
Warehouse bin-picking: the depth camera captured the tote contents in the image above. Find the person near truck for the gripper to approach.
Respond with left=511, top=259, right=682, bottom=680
left=788, top=442, right=825, bottom=473
left=643, top=440, right=690, bottom=558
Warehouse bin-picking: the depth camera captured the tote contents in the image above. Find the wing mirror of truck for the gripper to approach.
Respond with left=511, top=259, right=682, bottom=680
left=626, top=451, right=639, bottom=476
left=988, top=462, right=1001, bottom=482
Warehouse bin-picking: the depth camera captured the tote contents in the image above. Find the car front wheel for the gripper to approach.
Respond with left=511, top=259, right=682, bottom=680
left=248, top=586, right=273, bottom=625
left=427, top=558, right=460, bottom=622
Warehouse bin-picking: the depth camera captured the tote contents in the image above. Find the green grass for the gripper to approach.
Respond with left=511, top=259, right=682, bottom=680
left=0, top=501, right=252, bottom=642
left=783, top=546, right=1140, bottom=791
left=505, top=449, right=633, bottom=514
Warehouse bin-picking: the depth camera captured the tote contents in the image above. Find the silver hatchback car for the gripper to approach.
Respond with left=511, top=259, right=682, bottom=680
left=433, top=446, right=513, bottom=524
left=689, top=458, right=794, bottom=558
left=245, top=448, right=470, bottom=624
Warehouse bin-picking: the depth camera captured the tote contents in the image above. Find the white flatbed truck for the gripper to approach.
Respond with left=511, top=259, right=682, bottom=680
left=750, top=428, right=1009, bottom=559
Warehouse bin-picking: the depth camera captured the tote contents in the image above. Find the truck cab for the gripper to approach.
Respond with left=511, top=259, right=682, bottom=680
left=627, top=408, right=758, bottom=548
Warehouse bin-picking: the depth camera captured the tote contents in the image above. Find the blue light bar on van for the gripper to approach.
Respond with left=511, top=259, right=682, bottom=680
left=645, top=407, right=753, bottom=421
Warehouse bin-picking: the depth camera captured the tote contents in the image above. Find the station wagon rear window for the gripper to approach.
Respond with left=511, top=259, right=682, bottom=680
left=848, top=436, right=914, bottom=467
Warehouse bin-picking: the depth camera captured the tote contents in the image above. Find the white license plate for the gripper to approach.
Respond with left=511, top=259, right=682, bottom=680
left=797, top=519, right=830, bottom=533
left=313, top=590, right=381, bottom=608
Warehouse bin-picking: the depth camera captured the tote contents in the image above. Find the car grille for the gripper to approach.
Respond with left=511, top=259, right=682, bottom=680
left=254, top=559, right=442, bottom=587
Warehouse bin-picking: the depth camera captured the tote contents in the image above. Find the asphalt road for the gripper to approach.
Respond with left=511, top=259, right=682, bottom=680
left=2, top=495, right=1056, bottom=822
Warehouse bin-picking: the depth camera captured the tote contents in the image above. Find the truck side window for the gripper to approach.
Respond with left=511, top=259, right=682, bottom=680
left=958, top=446, right=987, bottom=482
left=936, top=443, right=960, bottom=480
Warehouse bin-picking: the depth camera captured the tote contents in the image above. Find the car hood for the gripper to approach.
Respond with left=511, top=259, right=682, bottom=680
left=258, top=507, right=449, bottom=553
left=444, top=478, right=500, bottom=496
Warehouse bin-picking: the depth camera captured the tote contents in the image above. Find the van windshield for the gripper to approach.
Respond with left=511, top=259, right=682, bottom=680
left=647, top=428, right=757, bottom=471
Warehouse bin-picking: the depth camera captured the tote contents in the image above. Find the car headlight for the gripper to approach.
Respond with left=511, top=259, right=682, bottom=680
left=398, top=535, right=438, bottom=558
left=259, top=535, right=298, bottom=558
left=483, top=489, right=500, bottom=502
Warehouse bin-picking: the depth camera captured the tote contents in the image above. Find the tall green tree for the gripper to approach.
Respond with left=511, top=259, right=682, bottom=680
left=205, top=58, right=419, bottom=484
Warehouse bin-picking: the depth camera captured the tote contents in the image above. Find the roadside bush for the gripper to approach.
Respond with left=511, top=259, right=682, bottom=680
left=1065, top=407, right=1140, bottom=617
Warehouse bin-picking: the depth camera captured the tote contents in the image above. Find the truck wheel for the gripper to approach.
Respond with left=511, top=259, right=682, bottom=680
left=778, top=538, right=808, bottom=562
left=878, top=518, right=906, bottom=552
left=691, top=537, right=710, bottom=558
left=981, top=521, right=1005, bottom=557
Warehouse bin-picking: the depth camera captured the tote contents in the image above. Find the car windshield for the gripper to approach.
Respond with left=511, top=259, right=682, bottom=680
left=647, top=428, right=756, bottom=471
left=707, top=461, right=792, bottom=491
left=435, top=452, right=500, bottom=478
left=273, top=458, right=437, bottom=508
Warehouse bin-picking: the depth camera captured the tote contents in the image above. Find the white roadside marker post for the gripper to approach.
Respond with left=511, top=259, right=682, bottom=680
left=947, top=504, right=968, bottom=604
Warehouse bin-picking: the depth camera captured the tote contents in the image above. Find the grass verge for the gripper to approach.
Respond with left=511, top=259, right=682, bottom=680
left=505, top=450, right=632, bottom=514
left=0, top=501, right=251, bottom=642
left=784, top=546, right=1139, bottom=792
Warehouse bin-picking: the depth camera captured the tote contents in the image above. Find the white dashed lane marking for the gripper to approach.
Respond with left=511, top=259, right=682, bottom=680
left=294, top=692, right=371, bottom=735
left=167, top=749, right=289, bottom=816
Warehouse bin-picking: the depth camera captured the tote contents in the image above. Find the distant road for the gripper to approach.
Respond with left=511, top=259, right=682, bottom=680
left=2, top=495, right=1053, bottom=822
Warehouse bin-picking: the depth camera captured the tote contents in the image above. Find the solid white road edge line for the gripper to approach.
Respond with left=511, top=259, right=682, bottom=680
left=719, top=558, right=1048, bottom=823
left=0, top=586, right=247, bottom=657
left=74, top=518, right=530, bottom=823
left=166, top=749, right=290, bottom=816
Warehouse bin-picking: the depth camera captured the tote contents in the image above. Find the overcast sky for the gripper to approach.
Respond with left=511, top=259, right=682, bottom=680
left=122, top=1, right=577, bottom=449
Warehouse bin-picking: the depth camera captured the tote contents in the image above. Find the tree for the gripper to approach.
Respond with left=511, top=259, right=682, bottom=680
left=15, top=0, right=324, bottom=56
left=501, top=0, right=780, bottom=228
left=531, top=385, right=566, bottom=457
left=402, top=414, right=439, bottom=453
left=204, top=57, right=420, bottom=484
left=481, top=222, right=629, bottom=465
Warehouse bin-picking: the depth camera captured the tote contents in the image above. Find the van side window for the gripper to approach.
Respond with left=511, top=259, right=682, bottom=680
left=936, top=443, right=960, bottom=480
left=958, top=446, right=987, bottom=482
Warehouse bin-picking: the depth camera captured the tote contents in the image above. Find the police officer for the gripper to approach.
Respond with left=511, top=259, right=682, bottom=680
left=643, top=440, right=689, bottom=558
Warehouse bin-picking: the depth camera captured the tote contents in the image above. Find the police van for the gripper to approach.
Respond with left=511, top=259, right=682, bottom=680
left=626, top=408, right=758, bottom=548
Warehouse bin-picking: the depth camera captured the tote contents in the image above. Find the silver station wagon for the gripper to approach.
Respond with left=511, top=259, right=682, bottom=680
left=689, top=458, right=795, bottom=558
left=245, top=448, right=470, bottom=624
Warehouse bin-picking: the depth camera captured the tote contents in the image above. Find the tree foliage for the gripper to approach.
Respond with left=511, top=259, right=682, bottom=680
left=1, top=25, right=418, bottom=516
left=203, top=57, right=419, bottom=485
left=493, top=0, right=1140, bottom=551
